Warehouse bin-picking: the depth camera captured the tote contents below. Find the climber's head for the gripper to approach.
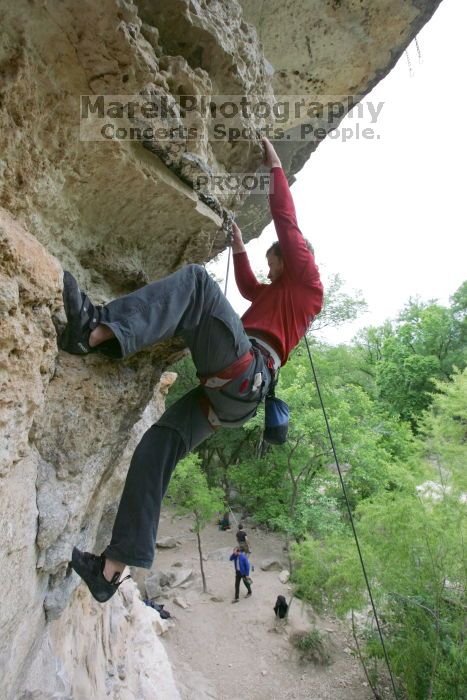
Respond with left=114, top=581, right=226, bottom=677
left=266, top=244, right=284, bottom=282
left=267, top=238, right=315, bottom=282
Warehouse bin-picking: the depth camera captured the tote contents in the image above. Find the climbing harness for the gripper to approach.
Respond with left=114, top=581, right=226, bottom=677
left=250, top=336, right=281, bottom=373
left=198, top=349, right=254, bottom=389
left=304, top=335, right=399, bottom=700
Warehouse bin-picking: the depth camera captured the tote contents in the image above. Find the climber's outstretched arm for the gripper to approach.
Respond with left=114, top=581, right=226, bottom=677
left=262, top=137, right=320, bottom=285
left=232, top=222, right=264, bottom=301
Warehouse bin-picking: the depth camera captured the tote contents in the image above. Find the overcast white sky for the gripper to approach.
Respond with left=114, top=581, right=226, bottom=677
left=211, top=0, right=466, bottom=344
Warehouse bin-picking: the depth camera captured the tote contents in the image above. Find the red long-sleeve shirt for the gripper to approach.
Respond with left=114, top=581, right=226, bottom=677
left=233, top=167, right=323, bottom=365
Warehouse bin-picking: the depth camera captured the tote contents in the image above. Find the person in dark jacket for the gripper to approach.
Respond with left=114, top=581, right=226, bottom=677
left=230, top=547, right=252, bottom=602
left=218, top=512, right=231, bottom=530
left=273, top=594, right=289, bottom=632
left=274, top=595, right=288, bottom=619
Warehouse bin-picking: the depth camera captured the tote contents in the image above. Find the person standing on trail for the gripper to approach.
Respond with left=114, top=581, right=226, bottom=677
left=60, top=137, right=324, bottom=603
left=235, top=523, right=250, bottom=554
left=229, top=547, right=252, bottom=602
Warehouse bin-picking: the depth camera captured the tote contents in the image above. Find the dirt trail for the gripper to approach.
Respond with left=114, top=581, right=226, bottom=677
left=138, top=509, right=375, bottom=700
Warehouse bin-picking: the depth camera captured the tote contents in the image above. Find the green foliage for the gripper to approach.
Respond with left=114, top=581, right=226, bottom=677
left=165, top=354, right=198, bottom=407
left=310, top=273, right=367, bottom=333
left=167, top=452, right=224, bottom=531
left=357, top=283, right=467, bottom=426
left=168, top=453, right=225, bottom=593
left=291, top=628, right=332, bottom=665
left=291, top=482, right=346, bottom=539
left=291, top=370, right=467, bottom=698
left=376, top=336, right=439, bottom=422
left=291, top=534, right=366, bottom=614
left=417, top=368, right=467, bottom=492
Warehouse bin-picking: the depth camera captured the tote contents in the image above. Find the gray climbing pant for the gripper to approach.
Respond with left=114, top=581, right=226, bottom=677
left=101, top=264, right=270, bottom=568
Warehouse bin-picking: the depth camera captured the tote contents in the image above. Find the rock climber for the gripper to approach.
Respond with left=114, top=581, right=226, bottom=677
left=60, top=137, right=323, bottom=603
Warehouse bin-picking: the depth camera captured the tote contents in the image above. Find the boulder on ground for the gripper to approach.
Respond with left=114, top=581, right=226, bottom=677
left=146, top=608, right=170, bottom=636
left=279, top=569, right=290, bottom=584
left=145, top=570, right=171, bottom=598
left=179, top=580, right=193, bottom=589
left=170, top=568, right=193, bottom=588
left=156, top=536, right=178, bottom=549
left=173, top=596, right=189, bottom=609
left=260, top=558, right=283, bottom=571
left=207, top=547, right=232, bottom=562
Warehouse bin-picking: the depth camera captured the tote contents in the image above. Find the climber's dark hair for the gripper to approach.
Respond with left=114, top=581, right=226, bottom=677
left=266, top=238, right=314, bottom=258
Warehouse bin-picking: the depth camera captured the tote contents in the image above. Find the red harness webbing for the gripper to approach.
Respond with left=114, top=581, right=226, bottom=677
left=198, top=349, right=254, bottom=389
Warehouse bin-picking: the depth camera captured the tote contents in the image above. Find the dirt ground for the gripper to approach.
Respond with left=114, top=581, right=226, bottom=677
left=135, top=508, right=377, bottom=700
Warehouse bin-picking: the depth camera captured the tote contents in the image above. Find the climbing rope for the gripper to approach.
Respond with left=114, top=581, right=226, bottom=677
left=224, top=245, right=232, bottom=297
left=303, top=335, right=399, bottom=700
left=405, top=35, right=422, bottom=78
left=222, top=212, right=234, bottom=296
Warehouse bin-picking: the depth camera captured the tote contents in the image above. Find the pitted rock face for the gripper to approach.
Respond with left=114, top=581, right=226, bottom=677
left=0, top=1, right=443, bottom=698
left=0, top=0, right=271, bottom=298
left=241, top=0, right=426, bottom=101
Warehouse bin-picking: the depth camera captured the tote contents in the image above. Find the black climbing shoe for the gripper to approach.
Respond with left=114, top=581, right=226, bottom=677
left=59, top=271, right=99, bottom=355
left=70, top=547, right=131, bottom=603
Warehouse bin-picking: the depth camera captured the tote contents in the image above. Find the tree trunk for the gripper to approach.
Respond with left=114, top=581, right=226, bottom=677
left=195, top=519, right=208, bottom=593
left=286, top=480, right=298, bottom=572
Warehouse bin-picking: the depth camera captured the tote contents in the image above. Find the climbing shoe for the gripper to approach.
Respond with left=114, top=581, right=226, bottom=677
left=59, top=271, right=99, bottom=355
left=70, top=547, right=131, bottom=603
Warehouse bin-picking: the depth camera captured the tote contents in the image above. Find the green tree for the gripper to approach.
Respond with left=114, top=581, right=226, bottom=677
left=309, top=273, right=367, bottom=333
left=450, top=281, right=467, bottom=352
left=291, top=370, right=467, bottom=699
left=417, top=368, right=467, bottom=493
left=376, top=334, right=439, bottom=423
left=168, top=453, right=224, bottom=593
left=357, top=283, right=467, bottom=426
